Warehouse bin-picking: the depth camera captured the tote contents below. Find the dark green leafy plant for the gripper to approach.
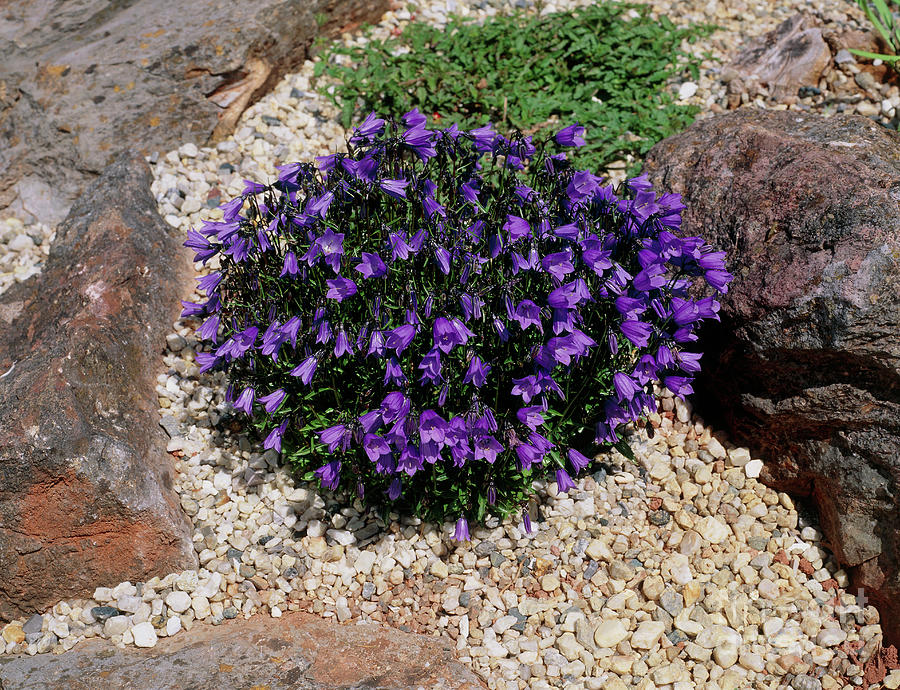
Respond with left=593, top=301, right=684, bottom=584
left=182, top=112, right=732, bottom=537
left=851, top=0, right=900, bottom=71
left=314, top=3, right=715, bottom=176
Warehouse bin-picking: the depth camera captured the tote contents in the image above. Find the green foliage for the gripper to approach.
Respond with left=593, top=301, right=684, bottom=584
left=851, top=0, right=900, bottom=70
left=314, top=3, right=715, bottom=177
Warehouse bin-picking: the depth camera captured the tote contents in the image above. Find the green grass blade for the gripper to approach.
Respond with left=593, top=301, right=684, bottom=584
left=849, top=47, right=900, bottom=61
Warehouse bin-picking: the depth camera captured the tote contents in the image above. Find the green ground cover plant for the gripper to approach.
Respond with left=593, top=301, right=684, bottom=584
left=315, top=2, right=715, bottom=177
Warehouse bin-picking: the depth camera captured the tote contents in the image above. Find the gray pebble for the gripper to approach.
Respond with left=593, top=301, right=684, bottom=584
left=748, top=536, right=769, bottom=551
left=649, top=509, right=671, bottom=526
left=90, top=606, right=120, bottom=623
left=159, top=415, right=181, bottom=439
left=791, top=676, right=823, bottom=690
left=475, top=541, right=497, bottom=557
left=659, top=589, right=684, bottom=617
left=22, top=614, right=43, bottom=634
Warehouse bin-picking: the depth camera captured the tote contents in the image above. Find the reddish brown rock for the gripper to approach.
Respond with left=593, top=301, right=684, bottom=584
left=0, top=0, right=390, bottom=225
left=644, top=108, right=900, bottom=645
left=0, top=151, right=197, bottom=622
left=0, top=612, right=487, bottom=689
left=722, top=14, right=832, bottom=100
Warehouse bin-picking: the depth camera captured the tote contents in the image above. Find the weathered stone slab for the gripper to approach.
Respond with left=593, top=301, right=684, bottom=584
left=722, top=13, right=832, bottom=100
left=643, top=109, right=900, bottom=645
left=0, top=0, right=389, bottom=225
left=0, top=151, right=197, bottom=622
left=0, top=612, right=487, bottom=689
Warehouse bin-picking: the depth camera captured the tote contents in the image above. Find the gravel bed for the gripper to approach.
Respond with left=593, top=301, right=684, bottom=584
left=2, top=0, right=897, bottom=689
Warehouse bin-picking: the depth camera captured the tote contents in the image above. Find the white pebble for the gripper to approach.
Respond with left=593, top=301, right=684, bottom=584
left=131, top=622, right=158, bottom=648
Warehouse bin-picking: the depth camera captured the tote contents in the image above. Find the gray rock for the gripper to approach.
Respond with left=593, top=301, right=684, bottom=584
left=609, top=560, right=635, bottom=581
left=855, top=71, right=878, bottom=93
left=834, top=48, right=855, bottom=64
left=748, top=536, right=770, bottom=551
left=791, top=676, right=823, bottom=690
left=724, top=14, right=832, bottom=100
left=474, top=541, right=497, bottom=557
left=0, top=0, right=391, bottom=226
left=159, top=415, right=182, bottom=439
left=22, top=614, right=43, bottom=634
left=659, top=589, right=684, bottom=617
left=648, top=509, right=671, bottom=526
left=90, top=606, right=121, bottom=623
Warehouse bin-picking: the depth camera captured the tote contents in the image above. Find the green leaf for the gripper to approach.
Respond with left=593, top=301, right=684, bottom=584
left=613, top=439, right=636, bottom=462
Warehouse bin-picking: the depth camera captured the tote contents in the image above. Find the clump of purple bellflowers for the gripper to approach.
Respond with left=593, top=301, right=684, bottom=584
left=182, top=110, right=732, bottom=538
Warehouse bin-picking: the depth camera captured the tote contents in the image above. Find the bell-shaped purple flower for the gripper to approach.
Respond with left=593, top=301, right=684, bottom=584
left=555, top=468, right=576, bottom=493
left=452, top=517, right=470, bottom=542
left=290, top=356, right=318, bottom=384
left=355, top=251, right=387, bottom=279
left=474, top=434, right=503, bottom=464
left=389, top=232, right=413, bottom=261
left=306, top=191, right=334, bottom=219
left=318, top=424, right=348, bottom=453
left=386, top=324, right=416, bottom=355
left=432, top=317, right=461, bottom=354
left=517, top=406, right=545, bottom=430
left=664, top=375, right=694, bottom=397
left=418, top=348, right=443, bottom=385
left=555, top=123, right=585, bottom=147
left=463, top=356, right=490, bottom=388
left=379, top=178, right=409, bottom=200
left=280, top=251, right=299, bottom=278
left=513, top=300, right=542, bottom=332
left=258, top=388, right=287, bottom=413
left=334, top=330, right=353, bottom=357
left=568, top=448, right=591, bottom=473
left=350, top=111, right=385, bottom=143
left=197, top=314, right=220, bottom=343
left=233, top=386, right=255, bottom=415
left=515, top=442, right=542, bottom=470
left=263, top=418, right=289, bottom=452
left=314, top=459, right=341, bottom=490
left=326, top=277, right=357, bottom=302
left=315, top=229, right=344, bottom=273
left=419, top=409, right=448, bottom=444
left=388, top=477, right=402, bottom=501
left=620, top=319, right=652, bottom=348
left=504, top=215, right=531, bottom=243
left=613, top=372, right=640, bottom=403
left=281, top=316, right=301, bottom=348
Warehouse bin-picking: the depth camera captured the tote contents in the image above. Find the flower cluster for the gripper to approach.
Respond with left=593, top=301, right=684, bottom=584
left=182, top=111, right=732, bottom=536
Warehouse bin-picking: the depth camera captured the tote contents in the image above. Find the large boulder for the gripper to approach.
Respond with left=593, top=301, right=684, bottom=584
left=0, top=611, right=487, bottom=689
left=0, top=0, right=389, bottom=225
left=0, top=152, right=197, bottom=621
left=643, top=108, right=900, bottom=644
